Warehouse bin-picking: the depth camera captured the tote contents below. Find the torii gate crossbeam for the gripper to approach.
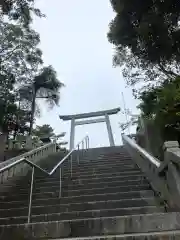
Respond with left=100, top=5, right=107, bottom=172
left=59, top=107, right=120, bottom=149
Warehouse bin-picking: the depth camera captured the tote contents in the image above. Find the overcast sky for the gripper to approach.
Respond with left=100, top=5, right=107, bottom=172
left=33, top=0, right=139, bottom=148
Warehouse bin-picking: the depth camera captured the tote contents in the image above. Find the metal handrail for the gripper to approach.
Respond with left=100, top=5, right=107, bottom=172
left=0, top=135, right=89, bottom=174
left=0, top=141, right=55, bottom=171
left=0, top=135, right=89, bottom=223
left=122, top=134, right=160, bottom=168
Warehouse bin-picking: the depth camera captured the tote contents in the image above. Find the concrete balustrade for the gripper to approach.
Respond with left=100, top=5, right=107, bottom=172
left=8, top=136, right=44, bottom=151
left=122, top=134, right=180, bottom=210
left=0, top=141, right=57, bottom=185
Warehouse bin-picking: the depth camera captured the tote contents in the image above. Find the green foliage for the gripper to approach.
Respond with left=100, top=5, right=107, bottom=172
left=33, top=124, right=55, bottom=138
left=0, top=94, right=17, bottom=132
left=33, top=66, right=63, bottom=106
left=0, top=91, right=30, bottom=135
left=119, top=109, right=138, bottom=132
left=0, top=0, right=45, bottom=26
left=0, top=1, right=63, bottom=142
left=113, top=46, right=178, bottom=91
left=0, top=17, right=43, bottom=136
left=108, top=0, right=180, bottom=66
left=108, top=0, right=180, bottom=92
left=138, top=77, right=180, bottom=139
left=108, top=0, right=180, bottom=142
left=19, top=66, right=64, bottom=134
left=0, top=19, right=43, bottom=84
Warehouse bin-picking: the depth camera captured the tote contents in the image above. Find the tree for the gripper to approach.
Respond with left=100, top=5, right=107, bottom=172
left=13, top=108, right=31, bottom=139
left=0, top=92, right=17, bottom=133
left=108, top=0, right=180, bottom=92
left=32, top=125, right=67, bottom=148
left=19, top=66, right=64, bottom=134
left=0, top=89, right=31, bottom=142
left=0, top=19, right=43, bottom=85
left=108, top=0, right=180, bottom=67
left=33, top=124, right=55, bottom=138
left=0, top=0, right=64, bottom=146
left=0, top=0, right=45, bottom=26
left=113, top=46, right=179, bottom=93
left=0, top=18, right=43, bottom=138
left=119, top=115, right=138, bottom=132
left=138, top=77, right=180, bottom=140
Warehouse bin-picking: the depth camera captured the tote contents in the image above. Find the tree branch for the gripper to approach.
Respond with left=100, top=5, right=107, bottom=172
left=158, top=64, right=179, bottom=78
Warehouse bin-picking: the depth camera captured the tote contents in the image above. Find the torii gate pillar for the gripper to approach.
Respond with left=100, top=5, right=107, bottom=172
left=59, top=108, right=120, bottom=150
left=70, top=118, right=75, bottom=150
left=105, top=114, right=115, bottom=147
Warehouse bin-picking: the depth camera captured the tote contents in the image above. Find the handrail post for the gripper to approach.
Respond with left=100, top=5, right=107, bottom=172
left=82, top=141, right=84, bottom=158
left=87, top=136, right=89, bottom=149
left=85, top=137, right=88, bottom=150
left=70, top=154, right=73, bottom=178
left=28, top=166, right=35, bottom=224
left=59, top=167, right=62, bottom=198
left=77, top=144, right=80, bottom=164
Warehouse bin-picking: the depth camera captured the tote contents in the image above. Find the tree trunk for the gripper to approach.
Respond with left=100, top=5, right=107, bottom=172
left=29, top=91, right=36, bottom=135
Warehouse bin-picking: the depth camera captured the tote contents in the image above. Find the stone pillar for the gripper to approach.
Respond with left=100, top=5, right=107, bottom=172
left=8, top=140, right=14, bottom=150
left=70, top=118, right=75, bottom=150
left=105, top=114, right=115, bottom=146
left=25, top=136, right=33, bottom=150
left=163, top=141, right=180, bottom=162
left=163, top=141, right=180, bottom=208
left=163, top=141, right=179, bottom=151
left=14, top=142, right=21, bottom=150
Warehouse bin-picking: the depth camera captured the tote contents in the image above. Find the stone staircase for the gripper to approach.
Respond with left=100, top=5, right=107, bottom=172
left=0, top=146, right=180, bottom=239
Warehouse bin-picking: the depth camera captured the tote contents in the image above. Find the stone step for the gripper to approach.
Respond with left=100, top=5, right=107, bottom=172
left=3, top=171, right=144, bottom=191
left=81, top=154, right=130, bottom=158
left=2, top=177, right=148, bottom=195
left=79, top=156, right=132, bottom=161
left=64, top=212, right=180, bottom=238
left=47, top=231, right=180, bottom=240
left=42, top=177, right=147, bottom=191
left=0, top=197, right=157, bottom=218
left=0, top=190, right=154, bottom=210
left=20, top=167, right=141, bottom=184
left=64, top=164, right=138, bottom=173
left=40, top=172, right=144, bottom=185
left=71, top=164, right=136, bottom=172
left=65, top=174, right=146, bottom=186
left=33, top=169, right=142, bottom=183
left=90, top=154, right=125, bottom=158
left=0, top=205, right=164, bottom=225
left=80, top=159, right=132, bottom=165
left=0, top=212, right=178, bottom=239
left=0, top=184, right=151, bottom=202
left=0, top=146, right=171, bottom=240
left=63, top=182, right=150, bottom=197
left=33, top=166, right=140, bottom=181
left=74, top=161, right=136, bottom=170
left=15, top=170, right=142, bottom=188
left=77, top=162, right=134, bottom=168
left=40, top=169, right=143, bottom=182
left=6, top=167, right=141, bottom=186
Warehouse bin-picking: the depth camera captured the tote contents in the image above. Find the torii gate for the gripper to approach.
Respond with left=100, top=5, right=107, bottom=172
left=59, top=107, right=120, bottom=149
